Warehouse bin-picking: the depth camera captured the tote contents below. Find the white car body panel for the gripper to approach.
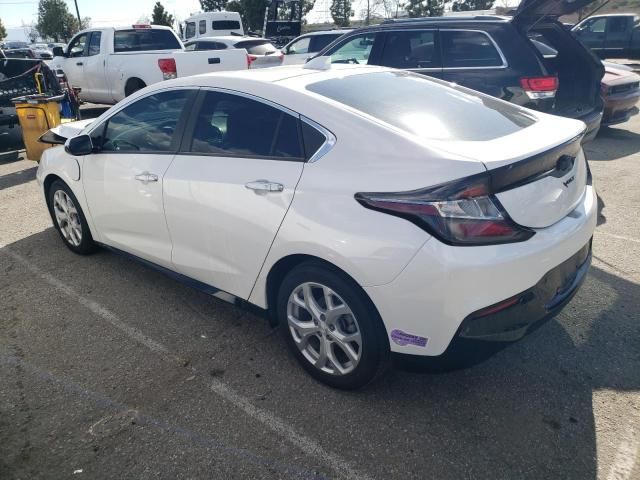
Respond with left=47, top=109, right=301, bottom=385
left=37, top=65, right=598, bottom=359
left=82, top=153, right=176, bottom=267
left=164, top=155, right=304, bottom=299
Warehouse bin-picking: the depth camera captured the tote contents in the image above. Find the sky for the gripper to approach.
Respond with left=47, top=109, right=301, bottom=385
left=1, top=0, right=521, bottom=40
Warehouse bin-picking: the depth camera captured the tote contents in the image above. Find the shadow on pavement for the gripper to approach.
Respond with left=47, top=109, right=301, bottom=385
left=588, top=124, right=640, bottom=160
left=0, top=166, right=37, bottom=191
left=1, top=229, right=638, bottom=479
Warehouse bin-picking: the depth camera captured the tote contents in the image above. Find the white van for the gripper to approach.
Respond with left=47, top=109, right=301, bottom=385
left=184, top=11, right=244, bottom=40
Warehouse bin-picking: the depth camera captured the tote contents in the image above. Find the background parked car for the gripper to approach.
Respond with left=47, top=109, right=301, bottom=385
left=2, top=41, right=35, bottom=59
left=31, top=43, right=53, bottom=60
left=282, top=29, right=352, bottom=65
left=572, top=14, right=640, bottom=59
left=183, top=11, right=244, bottom=41
left=601, top=62, right=640, bottom=125
left=184, top=36, right=283, bottom=68
left=315, top=0, right=605, bottom=142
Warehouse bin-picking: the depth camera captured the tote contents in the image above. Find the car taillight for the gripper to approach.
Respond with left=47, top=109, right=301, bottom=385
left=158, top=58, right=177, bottom=80
left=520, top=76, right=558, bottom=99
left=355, top=177, right=534, bottom=246
left=247, top=54, right=258, bottom=68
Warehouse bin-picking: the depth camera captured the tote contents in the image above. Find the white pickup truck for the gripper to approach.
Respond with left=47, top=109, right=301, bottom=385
left=51, top=25, right=248, bottom=104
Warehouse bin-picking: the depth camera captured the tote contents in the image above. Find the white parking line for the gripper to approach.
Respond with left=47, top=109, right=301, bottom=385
left=0, top=247, right=371, bottom=480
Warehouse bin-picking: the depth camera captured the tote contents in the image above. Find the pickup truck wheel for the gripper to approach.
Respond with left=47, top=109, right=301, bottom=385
left=125, top=78, right=146, bottom=97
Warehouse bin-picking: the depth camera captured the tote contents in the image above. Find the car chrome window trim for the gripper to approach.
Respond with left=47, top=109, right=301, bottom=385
left=301, top=116, right=336, bottom=163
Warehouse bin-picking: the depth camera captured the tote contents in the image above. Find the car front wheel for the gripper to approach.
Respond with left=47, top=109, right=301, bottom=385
left=47, top=180, right=97, bottom=255
left=278, top=262, right=389, bottom=389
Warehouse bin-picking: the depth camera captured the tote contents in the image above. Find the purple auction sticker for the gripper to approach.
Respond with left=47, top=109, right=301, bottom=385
left=390, top=329, right=428, bottom=348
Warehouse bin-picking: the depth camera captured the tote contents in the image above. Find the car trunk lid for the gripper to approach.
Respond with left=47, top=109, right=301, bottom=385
left=427, top=114, right=588, bottom=229
left=513, top=0, right=596, bottom=27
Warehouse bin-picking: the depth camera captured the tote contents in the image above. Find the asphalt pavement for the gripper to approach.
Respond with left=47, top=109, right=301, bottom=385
left=0, top=108, right=639, bottom=479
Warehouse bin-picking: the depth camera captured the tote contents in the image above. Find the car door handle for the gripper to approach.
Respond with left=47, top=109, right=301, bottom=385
left=134, top=172, right=158, bottom=184
left=76, top=61, right=83, bottom=66
left=245, top=180, right=284, bottom=192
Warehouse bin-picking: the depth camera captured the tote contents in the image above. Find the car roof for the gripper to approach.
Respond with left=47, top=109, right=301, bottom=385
left=190, top=36, right=269, bottom=43
left=299, top=29, right=354, bottom=37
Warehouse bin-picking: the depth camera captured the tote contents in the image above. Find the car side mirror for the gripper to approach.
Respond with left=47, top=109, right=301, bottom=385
left=52, top=46, right=65, bottom=57
left=65, top=135, right=93, bottom=156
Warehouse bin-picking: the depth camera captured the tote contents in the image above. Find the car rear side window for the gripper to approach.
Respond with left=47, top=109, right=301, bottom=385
left=441, top=30, right=503, bottom=68
left=114, top=29, right=181, bottom=52
left=306, top=71, right=535, bottom=142
left=97, top=90, right=190, bottom=152
left=380, top=30, right=438, bottom=69
left=189, top=91, right=303, bottom=160
left=212, top=20, right=241, bottom=30
left=301, top=121, right=327, bottom=158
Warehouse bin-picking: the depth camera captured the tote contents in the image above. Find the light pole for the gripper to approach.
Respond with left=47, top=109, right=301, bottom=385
left=74, top=0, right=82, bottom=27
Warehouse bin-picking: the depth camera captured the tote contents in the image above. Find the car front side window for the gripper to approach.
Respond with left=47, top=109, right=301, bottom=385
left=68, top=33, right=88, bottom=57
left=189, top=91, right=304, bottom=160
left=288, top=36, right=310, bottom=54
left=88, top=31, right=101, bottom=56
left=96, top=90, right=191, bottom=153
left=379, top=30, right=438, bottom=69
left=329, top=34, right=376, bottom=65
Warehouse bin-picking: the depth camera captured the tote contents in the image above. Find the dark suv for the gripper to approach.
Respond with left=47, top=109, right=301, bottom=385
left=316, top=0, right=604, bottom=142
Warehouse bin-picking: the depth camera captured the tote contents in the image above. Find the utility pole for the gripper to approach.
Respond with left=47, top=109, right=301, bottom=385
left=74, top=0, right=82, bottom=27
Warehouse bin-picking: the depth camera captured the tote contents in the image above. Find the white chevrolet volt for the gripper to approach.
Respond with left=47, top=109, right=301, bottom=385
left=37, top=63, right=596, bottom=389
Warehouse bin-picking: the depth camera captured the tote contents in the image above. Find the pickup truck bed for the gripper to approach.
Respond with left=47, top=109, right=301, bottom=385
left=52, top=25, right=248, bottom=105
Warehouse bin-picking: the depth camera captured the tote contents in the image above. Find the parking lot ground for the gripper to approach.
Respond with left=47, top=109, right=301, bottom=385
left=1, top=114, right=639, bottom=479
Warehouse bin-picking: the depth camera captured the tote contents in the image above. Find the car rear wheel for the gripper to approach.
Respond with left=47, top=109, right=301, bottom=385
left=277, top=262, right=389, bottom=389
left=47, top=180, right=97, bottom=255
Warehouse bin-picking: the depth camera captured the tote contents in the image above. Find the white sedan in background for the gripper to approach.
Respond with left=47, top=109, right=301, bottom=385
left=37, top=62, right=596, bottom=389
left=184, top=36, right=283, bottom=68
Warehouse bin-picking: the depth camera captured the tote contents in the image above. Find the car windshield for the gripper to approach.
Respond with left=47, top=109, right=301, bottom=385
left=234, top=40, right=277, bottom=55
left=306, top=71, right=536, bottom=142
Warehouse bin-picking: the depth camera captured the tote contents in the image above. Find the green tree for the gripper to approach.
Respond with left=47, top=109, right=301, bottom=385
left=405, top=0, right=444, bottom=17
left=330, top=0, right=352, bottom=27
left=226, top=0, right=266, bottom=31
left=200, top=0, right=228, bottom=11
left=36, top=0, right=78, bottom=42
left=0, top=18, right=7, bottom=41
left=451, top=0, right=493, bottom=11
left=151, top=2, right=175, bottom=27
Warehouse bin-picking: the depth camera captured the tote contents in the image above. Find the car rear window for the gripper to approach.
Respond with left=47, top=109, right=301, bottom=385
left=306, top=71, right=536, bottom=142
left=114, top=29, right=181, bottom=52
left=234, top=40, right=277, bottom=55
left=212, top=20, right=241, bottom=31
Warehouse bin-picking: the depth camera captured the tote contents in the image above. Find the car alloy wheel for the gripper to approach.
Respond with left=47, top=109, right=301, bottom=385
left=53, top=189, right=83, bottom=247
left=287, top=282, right=362, bottom=376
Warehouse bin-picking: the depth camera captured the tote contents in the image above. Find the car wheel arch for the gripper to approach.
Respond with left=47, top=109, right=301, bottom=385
left=125, top=77, right=146, bottom=97
left=264, top=254, right=383, bottom=329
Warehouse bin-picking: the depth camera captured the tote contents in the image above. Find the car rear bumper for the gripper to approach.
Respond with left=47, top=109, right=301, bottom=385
left=602, top=89, right=640, bottom=125
left=364, top=185, right=597, bottom=358
left=577, top=109, right=603, bottom=143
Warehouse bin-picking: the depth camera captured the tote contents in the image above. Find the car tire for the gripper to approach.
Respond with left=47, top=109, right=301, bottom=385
left=47, top=180, right=97, bottom=255
left=277, top=261, right=389, bottom=389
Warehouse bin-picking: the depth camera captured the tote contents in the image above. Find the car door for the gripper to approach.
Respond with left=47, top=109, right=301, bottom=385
left=373, top=29, right=442, bottom=79
left=439, top=29, right=509, bottom=100
left=64, top=32, right=89, bottom=97
left=604, top=16, right=630, bottom=56
left=163, top=89, right=305, bottom=299
left=83, top=31, right=110, bottom=103
left=575, top=17, right=607, bottom=53
left=82, top=88, right=196, bottom=267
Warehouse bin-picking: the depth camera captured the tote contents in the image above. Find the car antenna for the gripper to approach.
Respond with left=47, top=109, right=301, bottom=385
left=303, top=56, right=332, bottom=71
